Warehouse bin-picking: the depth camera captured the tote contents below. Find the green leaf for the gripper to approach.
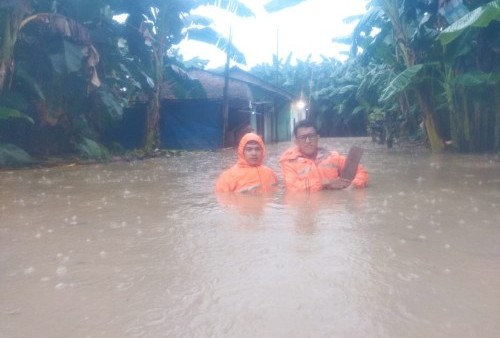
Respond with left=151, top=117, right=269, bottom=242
left=97, top=90, right=123, bottom=120
left=0, top=143, right=32, bottom=168
left=453, top=71, right=497, bottom=86
left=337, top=85, right=358, bottom=95
left=14, top=68, right=45, bottom=100
left=77, top=137, right=110, bottom=161
left=351, top=106, right=366, bottom=116
left=0, top=106, right=34, bottom=123
left=380, top=65, right=424, bottom=102
left=48, top=41, right=86, bottom=74
left=440, top=0, right=500, bottom=46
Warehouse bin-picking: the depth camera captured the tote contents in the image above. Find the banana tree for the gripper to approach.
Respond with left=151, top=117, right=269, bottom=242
left=352, top=0, right=448, bottom=151
left=0, top=0, right=31, bottom=93
left=439, top=0, right=500, bottom=151
left=0, top=0, right=113, bottom=159
left=15, top=11, right=106, bottom=156
left=111, top=0, right=254, bottom=152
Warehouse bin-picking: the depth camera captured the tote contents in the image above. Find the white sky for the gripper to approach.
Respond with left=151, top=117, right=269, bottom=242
left=175, top=0, right=367, bottom=69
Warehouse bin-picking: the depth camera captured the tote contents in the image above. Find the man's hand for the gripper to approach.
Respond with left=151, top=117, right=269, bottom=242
left=323, top=178, right=351, bottom=190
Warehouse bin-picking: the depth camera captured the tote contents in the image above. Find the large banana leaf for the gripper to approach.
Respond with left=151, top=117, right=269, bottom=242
left=77, top=137, right=110, bottom=161
left=20, top=13, right=92, bottom=44
left=49, top=40, right=85, bottom=74
left=187, top=27, right=246, bottom=64
left=14, top=67, right=45, bottom=100
left=264, top=0, right=306, bottom=13
left=203, top=0, right=255, bottom=17
left=380, top=64, right=424, bottom=102
left=453, top=70, right=499, bottom=86
left=20, top=12, right=101, bottom=86
left=0, top=105, right=34, bottom=123
left=0, top=143, right=32, bottom=167
left=440, top=0, right=500, bottom=46
left=96, top=90, right=124, bottom=121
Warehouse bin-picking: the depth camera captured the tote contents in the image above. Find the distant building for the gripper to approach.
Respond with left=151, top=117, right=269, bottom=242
left=159, top=66, right=295, bottom=150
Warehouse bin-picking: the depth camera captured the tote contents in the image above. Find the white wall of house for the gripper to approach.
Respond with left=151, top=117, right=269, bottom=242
left=290, top=105, right=307, bottom=135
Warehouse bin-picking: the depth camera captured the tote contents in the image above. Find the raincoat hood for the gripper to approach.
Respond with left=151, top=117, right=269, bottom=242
left=215, top=132, right=278, bottom=193
left=237, top=133, right=266, bottom=167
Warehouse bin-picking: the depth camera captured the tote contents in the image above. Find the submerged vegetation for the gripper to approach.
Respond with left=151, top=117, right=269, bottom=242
left=1, top=0, right=499, bottom=168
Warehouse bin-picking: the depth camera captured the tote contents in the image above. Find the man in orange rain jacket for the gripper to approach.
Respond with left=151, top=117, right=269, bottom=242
left=279, top=119, right=368, bottom=192
left=215, top=132, right=278, bottom=193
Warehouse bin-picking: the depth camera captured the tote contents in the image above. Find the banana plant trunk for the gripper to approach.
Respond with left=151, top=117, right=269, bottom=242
left=416, top=89, right=445, bottom=152
left=495, top=84, right=500, bottom=150
left=0, top=9, right=16, bottom=93
left=143, top=18, right=165, bottom=153
left=144, top=86, right=161, bottom=152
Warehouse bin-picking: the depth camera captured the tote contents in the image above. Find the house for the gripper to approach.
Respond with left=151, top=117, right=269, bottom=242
left=159, top=66, right=295, bottom=150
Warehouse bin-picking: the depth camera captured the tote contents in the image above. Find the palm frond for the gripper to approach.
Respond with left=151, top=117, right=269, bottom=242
left=0, top=106, right=34, bottom=123
left=187, top=27, right=246, bottom=64
left=264, top=0, right=306, bottom=13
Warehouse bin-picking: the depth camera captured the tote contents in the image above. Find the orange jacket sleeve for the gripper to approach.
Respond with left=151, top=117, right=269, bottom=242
left=351, top=163, right=368, bottom=188
left=214, top=170, right=235, bottom=193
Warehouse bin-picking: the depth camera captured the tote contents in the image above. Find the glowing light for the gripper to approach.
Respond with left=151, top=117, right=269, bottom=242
left=112, top=14, right=129, bottom=24
left=296, top=100, right=306, bottom=109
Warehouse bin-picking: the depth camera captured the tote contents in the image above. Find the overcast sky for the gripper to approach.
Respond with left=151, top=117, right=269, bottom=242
left=175, top=0, right=368, bottom=69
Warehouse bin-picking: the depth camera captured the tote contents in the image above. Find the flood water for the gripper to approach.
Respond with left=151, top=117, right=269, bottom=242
left=1, top=137, right=499, bottom=338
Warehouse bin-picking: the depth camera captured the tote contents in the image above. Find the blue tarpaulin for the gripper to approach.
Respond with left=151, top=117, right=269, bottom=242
left=161, top=101, right=222, bottom=150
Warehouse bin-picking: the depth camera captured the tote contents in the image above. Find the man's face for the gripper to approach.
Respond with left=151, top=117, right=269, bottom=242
left=295, top=127, right=319, bottom=158
left=243, top=141, right=263, bottom=166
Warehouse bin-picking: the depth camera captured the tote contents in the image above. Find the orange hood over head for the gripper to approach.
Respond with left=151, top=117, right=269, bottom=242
left=237, top=133, right=266, bottom=167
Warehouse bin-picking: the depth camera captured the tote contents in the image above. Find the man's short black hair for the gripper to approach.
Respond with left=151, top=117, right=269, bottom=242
left=293, top=119, right=318, bottom=137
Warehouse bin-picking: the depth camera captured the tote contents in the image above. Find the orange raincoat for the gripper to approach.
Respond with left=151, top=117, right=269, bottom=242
left=279, top=146, right=368, bottom=192
left=215, top=133, right=278, bottom=193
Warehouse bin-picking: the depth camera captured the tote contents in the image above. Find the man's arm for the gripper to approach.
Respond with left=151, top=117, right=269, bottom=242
left=340, top=154, right=368, bottom=188
left=351, top=163, right=368, bottom=188
left=214, top=171, right=234, bottom=192
left=321, top=150, right=367, bottom=189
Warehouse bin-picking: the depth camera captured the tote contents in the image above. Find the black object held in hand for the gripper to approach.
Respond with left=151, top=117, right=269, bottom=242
left=340, top=146, right=364, bottom=181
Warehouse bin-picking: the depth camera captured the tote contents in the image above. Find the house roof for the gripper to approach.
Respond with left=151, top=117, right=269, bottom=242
left=160, top=66, right=295, bottom=103
left=228, top=67, right=294, bottom=100
left=188, top=68, right=251, bottom=101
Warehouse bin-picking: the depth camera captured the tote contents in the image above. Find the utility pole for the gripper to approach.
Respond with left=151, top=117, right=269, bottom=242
left=307, top=68, right=313, bottom=120
left=276, top=26, right=279, bottom=61
left=275, top=26, right=279, bottom=87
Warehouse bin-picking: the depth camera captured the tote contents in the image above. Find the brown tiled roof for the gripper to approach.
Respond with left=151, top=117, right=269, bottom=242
left=160, top=67, right=294, bottom=102
left=188, top=68, right=251, bottom=101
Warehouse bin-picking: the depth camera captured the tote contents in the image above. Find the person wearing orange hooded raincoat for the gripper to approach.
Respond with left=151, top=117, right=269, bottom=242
left=279, top=119, right=368, bottom=192
left=215, top=133, right=278, bottom=193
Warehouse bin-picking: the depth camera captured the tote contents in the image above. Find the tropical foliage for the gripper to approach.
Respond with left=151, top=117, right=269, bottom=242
left=0, top=0, right=253, bottom=166
left=1, top=0, right=499, bottom=168
left=349, top=0, right=500, bottom=152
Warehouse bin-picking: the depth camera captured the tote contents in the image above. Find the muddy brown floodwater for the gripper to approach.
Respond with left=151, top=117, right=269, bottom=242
left=1, top=137, right=499, bottom=338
